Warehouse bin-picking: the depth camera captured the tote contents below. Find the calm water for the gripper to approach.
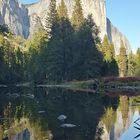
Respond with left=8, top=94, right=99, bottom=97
left=0, top=87, right=140, bottom=140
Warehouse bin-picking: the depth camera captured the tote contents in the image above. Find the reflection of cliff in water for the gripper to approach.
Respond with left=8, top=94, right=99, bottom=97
left=0, top=88, right=119, bottom=140
left=99, top=96, right=140, bottom=140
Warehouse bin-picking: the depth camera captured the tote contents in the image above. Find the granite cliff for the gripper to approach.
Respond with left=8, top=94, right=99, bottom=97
left=107, top=18, right=131, bottom=55
left=0, top=0, right=131, bottom=54
left=0, top=0, right=29, bottom=38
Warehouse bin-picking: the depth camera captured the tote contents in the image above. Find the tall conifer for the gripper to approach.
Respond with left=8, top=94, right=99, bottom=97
left=71, top=0, right=84, bottom=29
left=101, top=35, right=113, bottom=61
left=101, top=35, right=118, bottom=76
left=57, top=0, right=68, bottom=18
left=127, top=52, right=136, bottom=76
left=135, top=48, right=140, bottom=76
left=119, top=40, right=128, bottom=77
left=45, top=0, right=57, bottom=38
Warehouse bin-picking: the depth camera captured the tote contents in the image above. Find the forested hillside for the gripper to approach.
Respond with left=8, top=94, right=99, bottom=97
left=0, top=0, right=139, bottom=85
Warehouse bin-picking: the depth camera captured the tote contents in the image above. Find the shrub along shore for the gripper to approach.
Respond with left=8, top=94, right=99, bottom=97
left=36, top=77, right=140, bottom=93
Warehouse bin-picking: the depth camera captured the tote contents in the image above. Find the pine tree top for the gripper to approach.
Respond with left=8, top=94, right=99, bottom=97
left=71, top=0, right=84, bottom=29
left=57, top=0, right=68, bottom=18
left=120, top=40, right=127, bottom=56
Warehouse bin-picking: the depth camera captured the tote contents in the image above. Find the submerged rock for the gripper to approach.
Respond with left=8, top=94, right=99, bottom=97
left=22, top=94, right=35, bottom=99
left=38, top=110, right=46, bottom=114
left=6, top=93, right=20, bottom=98
left=57, top=115, right=67, bottom=121
left=60, top=124, right=76, bottom=128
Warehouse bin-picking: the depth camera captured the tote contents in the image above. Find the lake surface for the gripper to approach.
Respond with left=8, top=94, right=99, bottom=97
left=0, top=87, right=140, bottom=140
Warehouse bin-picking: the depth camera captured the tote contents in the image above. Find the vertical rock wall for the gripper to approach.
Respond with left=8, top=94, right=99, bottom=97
left=0, top=0, right=132, bottom=54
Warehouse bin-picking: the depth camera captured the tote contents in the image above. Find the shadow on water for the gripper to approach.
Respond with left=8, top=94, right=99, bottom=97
left=0, top=87, right=120, bottom=140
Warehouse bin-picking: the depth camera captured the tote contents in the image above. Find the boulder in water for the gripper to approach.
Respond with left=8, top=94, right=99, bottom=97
left=57, top=115, right=67, bottom=121
left=38, top=110, right=46, bottom=114
left=60, top=124, right=76, bottom=128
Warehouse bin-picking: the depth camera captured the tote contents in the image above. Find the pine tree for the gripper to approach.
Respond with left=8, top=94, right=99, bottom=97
left=100, top=35, right=118, bottom=76
left=101, top=35, right=113, bottom=61
left=110, top=43, right=115, bottom=58
left=46, top=18, right=74, bottom=82
left=71, top=0, right=84, bottom=29
left=0, top=44, right=5, bottom=83
left=109, top=59, right=119, bottom=76
left=135, top=48, right=140, bottom=76
left=45, top=0, right=57, bottom=38
left=26, top=30, right=47, bottom=83
left=0, top=24, right=9, bottom=35
left=136, top=48, right=140, bottom=60
left=57, top=0, right=68, bottom=18
left=119, top=40, right=128, bottom=77
left=72, top=15, right=103, bottom=80
left=127, top=52, right=136, bottom=76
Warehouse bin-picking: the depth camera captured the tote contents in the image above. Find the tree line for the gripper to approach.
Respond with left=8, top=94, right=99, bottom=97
left=0, top=0, right=139, bottom=84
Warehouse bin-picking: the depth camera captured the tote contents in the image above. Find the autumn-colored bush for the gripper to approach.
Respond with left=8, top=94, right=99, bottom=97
left=103, top=77, right=140, bottom=83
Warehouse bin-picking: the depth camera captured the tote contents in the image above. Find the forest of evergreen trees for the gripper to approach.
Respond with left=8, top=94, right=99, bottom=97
left=0, top=0, right=139, bottom=85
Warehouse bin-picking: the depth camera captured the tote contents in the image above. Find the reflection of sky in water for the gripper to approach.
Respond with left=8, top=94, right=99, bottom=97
left=120, top=111, right=140, bottom=140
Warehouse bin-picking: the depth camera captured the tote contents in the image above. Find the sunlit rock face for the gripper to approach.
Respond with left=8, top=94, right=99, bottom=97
left=26, top=0, right=106, bottom=39
left=0, top=0, right=30, bottom=38
left=0, top=0, right=131, bottom=54
left=24, top=0, right=132, bottom=54
left=107, top=18, right=131, bottom=55
left=79, top=0, right=107, bottom=39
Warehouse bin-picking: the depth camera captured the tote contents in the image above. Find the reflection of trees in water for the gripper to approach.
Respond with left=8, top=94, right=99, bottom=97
left=102, top=107, right=117, bottom=133
left=39, top=88, right=119, bottom=140
left=46, top=89, right=103, bottom=140
left=0, top=88, right=51, bottom=140
left=0, top=88, right=119, bottom=140
left=130, top=96, right=140, bottom=114
left=119, top=96, right=129, bottom=127
left=97, top=95, right=119, bottom=140
left=95, top=122, right=104, bottom=140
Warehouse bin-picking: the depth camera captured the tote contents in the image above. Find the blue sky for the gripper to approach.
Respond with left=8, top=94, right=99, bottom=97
left=21, top=0, right=140, bottom=52
left=106, top=0, right=140, bottom=53
left=20, top=0, right=39, bottom=4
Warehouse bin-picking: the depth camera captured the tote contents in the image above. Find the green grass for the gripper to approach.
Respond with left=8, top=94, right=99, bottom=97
left=38, top=78, right=140, bottom=93
left=60, top=80, right=98, bottom=92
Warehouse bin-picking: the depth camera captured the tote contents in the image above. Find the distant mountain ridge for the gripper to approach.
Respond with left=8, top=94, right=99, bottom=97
left=0, top=0, right=131, bottom=54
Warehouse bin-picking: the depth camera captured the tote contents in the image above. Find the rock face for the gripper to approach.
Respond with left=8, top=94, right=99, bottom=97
left=100, top=106, right=137, bottom=140
left=107, top=18, right=131, bottom=54
left=0, top=0, right=131, bottom=54
left=26, top=0, right=106, bottom=39
left=0, top=0, right=30, bottom=38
